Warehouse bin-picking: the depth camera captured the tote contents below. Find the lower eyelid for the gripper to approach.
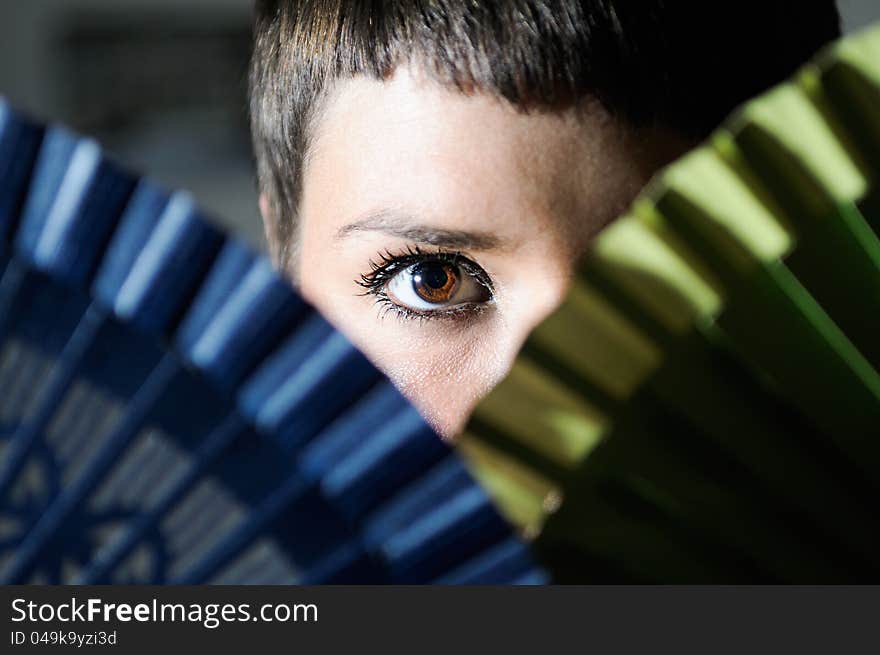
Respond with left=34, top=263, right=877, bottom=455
left=376, top=296, right=494, bottom=324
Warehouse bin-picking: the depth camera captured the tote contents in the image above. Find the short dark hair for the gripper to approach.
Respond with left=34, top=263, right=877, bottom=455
left=249, top=0, right=841, bottom=267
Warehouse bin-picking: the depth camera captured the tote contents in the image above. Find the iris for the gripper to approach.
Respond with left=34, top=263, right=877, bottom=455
left=411, top=262, right=459, bottom=303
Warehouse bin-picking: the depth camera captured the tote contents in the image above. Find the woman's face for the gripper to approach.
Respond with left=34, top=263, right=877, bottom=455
left=270, top=66, right=687, bottom=438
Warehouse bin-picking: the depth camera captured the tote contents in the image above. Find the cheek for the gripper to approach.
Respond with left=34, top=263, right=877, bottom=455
left=377, top=326, right=508, bottom=438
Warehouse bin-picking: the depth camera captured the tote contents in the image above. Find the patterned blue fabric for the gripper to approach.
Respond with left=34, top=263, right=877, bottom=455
left=0, top=100, right=547, bottom=585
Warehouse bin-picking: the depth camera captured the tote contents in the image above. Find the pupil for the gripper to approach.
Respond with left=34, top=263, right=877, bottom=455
left=415, top=263, right=449, bottom=290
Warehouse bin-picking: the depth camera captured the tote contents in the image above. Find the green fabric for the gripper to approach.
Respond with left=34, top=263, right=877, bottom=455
left=459, top=22, right=880, bottom=583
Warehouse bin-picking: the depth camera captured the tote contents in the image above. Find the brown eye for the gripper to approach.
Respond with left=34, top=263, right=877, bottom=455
left=385, top=259, right=491, bottom=312
left=410, top=262, right=460, bottom=303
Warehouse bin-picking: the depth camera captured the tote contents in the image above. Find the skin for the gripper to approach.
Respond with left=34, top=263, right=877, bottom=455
left=262, top=65, right=691, bottom=438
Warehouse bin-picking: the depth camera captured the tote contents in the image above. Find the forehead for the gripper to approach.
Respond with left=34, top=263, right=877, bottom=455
left=300, top=66, right=637, bottom=251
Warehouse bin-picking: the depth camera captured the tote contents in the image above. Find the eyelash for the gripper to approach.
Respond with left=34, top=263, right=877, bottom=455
left=356, top=245, right=494, bottom=322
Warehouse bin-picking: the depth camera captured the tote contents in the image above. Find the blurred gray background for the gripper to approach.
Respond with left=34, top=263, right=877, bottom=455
left=0, top=0, right=878, bottom=251
left=0, top=0, right=262, bottom=246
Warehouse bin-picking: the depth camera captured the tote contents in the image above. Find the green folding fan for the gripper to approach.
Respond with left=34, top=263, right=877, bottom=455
left=459, top=23, right=880, bottom=583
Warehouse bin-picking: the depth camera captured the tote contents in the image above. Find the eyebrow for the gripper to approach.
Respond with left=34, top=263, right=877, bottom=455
left=335, top=210, right=508, bottom=251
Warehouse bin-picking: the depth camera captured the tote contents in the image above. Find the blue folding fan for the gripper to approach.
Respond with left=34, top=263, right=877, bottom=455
left=0, top=102, right=546, bottom=585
